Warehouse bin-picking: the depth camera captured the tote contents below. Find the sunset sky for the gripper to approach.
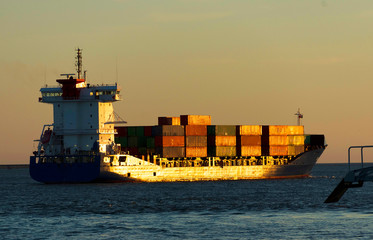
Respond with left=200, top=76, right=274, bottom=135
left=2, top=0, right=373, bottom=164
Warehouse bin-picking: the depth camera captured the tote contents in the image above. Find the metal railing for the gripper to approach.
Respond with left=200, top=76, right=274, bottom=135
left=348, top=145, right=373, bottom=171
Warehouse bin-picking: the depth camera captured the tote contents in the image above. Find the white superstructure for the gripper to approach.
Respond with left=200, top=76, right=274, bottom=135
left=37, top=49, right=121, bottom=156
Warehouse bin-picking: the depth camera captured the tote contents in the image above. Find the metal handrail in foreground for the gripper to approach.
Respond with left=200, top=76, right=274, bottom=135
left=348, top=145, right=373, bottom=171
left=325, top=145, right=373, bottom=203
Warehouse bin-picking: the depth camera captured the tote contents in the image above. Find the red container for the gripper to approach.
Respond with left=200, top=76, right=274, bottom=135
left=144, top=126, right=152, bottom=136
left=115, top=126, right=128, bottom=137
left=185, top=125, right=207, bottom=136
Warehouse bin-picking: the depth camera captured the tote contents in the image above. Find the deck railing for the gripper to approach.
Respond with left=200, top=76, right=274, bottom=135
left=348, top=145, right=373, bottom=171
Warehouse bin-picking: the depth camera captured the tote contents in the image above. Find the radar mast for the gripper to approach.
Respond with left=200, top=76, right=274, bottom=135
left=295, top=108, right=303, bottom=126
left=75, top=48, right=82, bottom=79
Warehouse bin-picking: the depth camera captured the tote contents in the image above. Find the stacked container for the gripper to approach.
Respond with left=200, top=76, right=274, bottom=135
left=185, top=125, right=208, bottom=157
left=236, top=125, right=262, bottom=156
left=153, top=125, right=185, bottom=158
left=269, top=125, right=305, bottom=156
left=115, top=115, right=309, bottom=158
left=207, top=125, right=236, bottom=157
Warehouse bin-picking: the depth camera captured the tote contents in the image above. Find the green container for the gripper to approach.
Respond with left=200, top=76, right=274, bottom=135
left=304, top=135, right=311, bottom=145
left=127, top=126, right=145, bottom=137
left=147, top=137, right=155, bottom=148
left=115, top=137, right=128, bottom=147
left=208, top=125, right=236, bottom=136
left=128, top=136, right=147, bottom=147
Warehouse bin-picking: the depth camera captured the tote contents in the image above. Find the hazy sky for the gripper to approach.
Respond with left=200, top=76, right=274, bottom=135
left=2, top=0, right=373, bottom=164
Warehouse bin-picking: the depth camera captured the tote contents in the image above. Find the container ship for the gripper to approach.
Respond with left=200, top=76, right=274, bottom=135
left=30, top=50, right=326, bottom=183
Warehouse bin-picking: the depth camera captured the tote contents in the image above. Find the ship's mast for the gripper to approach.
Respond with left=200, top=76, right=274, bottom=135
left=295, top=108, right=303, bottom=126
left=75, top=48, right=82, bottom=79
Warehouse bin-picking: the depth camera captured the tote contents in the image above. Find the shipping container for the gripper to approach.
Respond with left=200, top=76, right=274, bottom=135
left=208, top=136, right=236, bottom=146
left=287, top=135, right=305, bottom=146
left=268, top=125, right=304, bottom=135
left=115, top=137, right=128, bottom=147
left=146, top=137, right=155, bottom=148
left=208, top=146, right=236, bottom=157
left=115, top=126, right=128, bottom=137
left=127, top=126, right=145, bottom=137
left=237, top=125, right=262, bottom=136
left=270, top=146, right=288, bottom=156
left=238, top=146, right=262, bottom=156
left=288, top=145, right=305, bottom=156
left=207, top=125, right=236, bottom=136
left=180, top=115, right=211, bottom=125
left=287, top=126, right=304, bottom=135
left=269, top=136, right=289, bottom=146
left=185, top=147, right=208, bottom=157
left=237, top=136, right=261, bottom=146
left=305, top=135, right=325, bottom=146
left=156, top=147, right=185, bottom=158
left=158, top=117, right=180, bottom=126
left=144, top=126, right=152, bottom=136
left=152, top=125, right=185, bottom=136
left=185, top=136, right=207, bottom=147
left=155, top=136, right=185, bottom=147
left=185, top=125, right=207, bottom=136
left=127, top=136, right=147, bottom=148
left=269, top=125, right=288, bottom=135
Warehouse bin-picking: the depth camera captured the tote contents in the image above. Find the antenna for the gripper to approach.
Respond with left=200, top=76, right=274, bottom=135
left=75, top=48, right=82, bottom=79
left=294, top=108, right=303, bottom=126
left=116, top=56, right=118, bottom=84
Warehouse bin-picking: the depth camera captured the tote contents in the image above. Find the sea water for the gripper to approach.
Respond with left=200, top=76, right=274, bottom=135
left=1, top=163, right=373, bottom=240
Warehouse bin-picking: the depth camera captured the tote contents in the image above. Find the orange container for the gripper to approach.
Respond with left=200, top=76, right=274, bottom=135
left=269, top=125, right=288, bottom=135
left=208, top=136, right=236, bottom=146
left=237, top=136, right=261, bottom=146
left=180, top=115, right=211, bottom=125
left=270, top=146, right=288, bottom=156
left=287, top=126, right=304, bottom=135
left=186, top=147, right=208, bottom=157
left=269, top=136, right=288, bottom=145
left=185, top=125, right=207, bottom=136
left=155, top=136, right=185, bottom=147
left=238, top=146, right=262, bottom=156
left=237, top=125, right=262, bottom=135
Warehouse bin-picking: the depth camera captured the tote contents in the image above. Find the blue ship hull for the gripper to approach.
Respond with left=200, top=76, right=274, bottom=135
left=29, top=156, right=101, bottom=183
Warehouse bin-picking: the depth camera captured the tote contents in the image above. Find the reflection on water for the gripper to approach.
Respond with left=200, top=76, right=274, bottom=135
left=1, top=164, right=373, bottom=239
